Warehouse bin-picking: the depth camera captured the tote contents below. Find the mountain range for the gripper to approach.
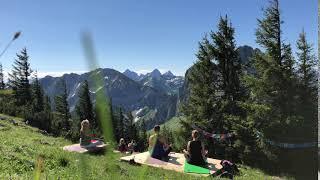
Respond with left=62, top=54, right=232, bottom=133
left=39, top=45, right=256, bottom=129
left=123, top=69, right=184, bottom=95
left=39, top=68, right=181, bottom=129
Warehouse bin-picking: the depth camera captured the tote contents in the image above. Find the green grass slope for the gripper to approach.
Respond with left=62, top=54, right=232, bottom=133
left=0, top=114, right=283, bottom=179
left=161, top=116, right=183, bottom=131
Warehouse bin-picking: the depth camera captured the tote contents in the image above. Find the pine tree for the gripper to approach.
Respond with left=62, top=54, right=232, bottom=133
left=295, top=30, right=317, bottom=139
left=72, top=80, right=94, bottom=140
left=117, top=107, right=124, bottom=140
left=212, top=15, right=242, bottom=102
left=242, top=0, right=313, bottom=167
left=111, top=103, right=118, bottom=141
left=181, top=15, right=249, bottom=158
left=28, top=78, right=52, bottom=132
left=209, top=15, right=253, bottom=160
left=296, top=30, right=317, bottom=92
left=180, top=35, right=224, bottom=158
left=54, top=79, right=71, bottom=130
left=9, top=48, right=32, bottom=105
left=76, top=80, right=94, bottom=122
left=138, top=119, right=148, bottom=152
left=8, top=71, right=18, bottom=91
left=111, top=106, right=124, bottom=142
left=126, top=112, right=138, bottom=141
left=282, top=44, right=295, bottom=78
left=162, top=124, right=174, bottom=145
left=43, top=95, right=53, bottom=132
left=210, top=15, right=246, bottom=131
left=294, top=30, right=318, bottom=179
left=140, top=119, right=147, bottom=140
left=31, top=71, right=44, bottom=113
left=119, top=110, right=137, bottom=141
left=44, top=96, right=52, bottom=112
left=122, top=112, right=130, bottom=141
left=281, top=43, right=298, bottom=119
left=181, top=36, right=220, bottom=137
left=242, top=2, right=318, bottom=177
left=246, top=0, right=287, bottom=139
left=256, top=0, right=282, bottom=66
left=0, top=63, right=5, bottom=89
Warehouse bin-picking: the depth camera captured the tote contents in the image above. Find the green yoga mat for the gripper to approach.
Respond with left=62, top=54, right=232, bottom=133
left=184, top=162, right=210, bottom=174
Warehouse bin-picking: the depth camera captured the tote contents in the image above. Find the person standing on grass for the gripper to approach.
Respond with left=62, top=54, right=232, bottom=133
left=148, top=125, right=172, bottom=161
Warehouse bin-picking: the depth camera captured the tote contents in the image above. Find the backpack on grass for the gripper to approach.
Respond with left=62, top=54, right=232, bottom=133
left=211, top=160, right=239, bottom=179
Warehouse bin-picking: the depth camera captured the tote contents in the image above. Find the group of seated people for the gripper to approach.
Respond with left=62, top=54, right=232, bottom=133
left=79, top=119, right=208, bottom=167
left=149, top=125, right=207, bottom=167
left=79, top=119, right=138, bottom=154
left=118, top=138, right=138, bottom=153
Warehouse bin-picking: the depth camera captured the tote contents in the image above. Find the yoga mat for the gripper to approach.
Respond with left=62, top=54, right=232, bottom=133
left=184, top=162, right=210, bottom=174
left=63, top=143, right=106, bottom=153
left=121, top=152, right=222, bottom=177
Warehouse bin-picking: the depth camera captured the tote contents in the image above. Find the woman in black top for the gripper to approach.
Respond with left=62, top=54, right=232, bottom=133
left=183, top=130, right=207, bottom=166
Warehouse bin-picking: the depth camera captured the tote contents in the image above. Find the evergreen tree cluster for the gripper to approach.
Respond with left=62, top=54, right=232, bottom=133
left=180, top=1, right=317, bottom=176
left=8, top=48, right=32, bottom=106
left=0, top=48, right=52, bottom=131
left=111, top=107, right=147, bottom=152
left=181, top=15, right=245, bottom=159
left=0, top=47, right=147, bottom=147
left=0, top=49, right=97, bottom=141
left=0, top=63, right=5, bottom=89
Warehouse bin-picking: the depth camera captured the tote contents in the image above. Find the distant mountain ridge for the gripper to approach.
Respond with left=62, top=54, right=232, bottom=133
left=39, top=45, right=256, bottom=129
left=123, top=69, right=184, bottom=95
left=123, top=69, right=140, bottom=81
left=39, top=68, right=179, bottom=129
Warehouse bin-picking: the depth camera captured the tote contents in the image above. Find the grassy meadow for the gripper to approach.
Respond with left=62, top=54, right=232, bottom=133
left=0, top=114, right=286, bottom=179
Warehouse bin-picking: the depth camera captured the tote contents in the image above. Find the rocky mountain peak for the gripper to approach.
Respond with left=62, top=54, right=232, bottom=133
left=123, top=69, right=140, bottom=81
left=150, top=69, right=162, bottom=79
left=163, top=71, right=175, bottom=78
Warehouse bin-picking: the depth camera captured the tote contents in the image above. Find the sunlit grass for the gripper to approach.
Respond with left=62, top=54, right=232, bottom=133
left=0, top=113, right=283, bottom=179
left=0, top=89, right=13, bottom=95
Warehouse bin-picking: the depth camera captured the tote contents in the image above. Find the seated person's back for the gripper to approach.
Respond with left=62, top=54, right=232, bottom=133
left=188, top=139, right=206, bottom=166
left=149, top=125, right=171, bottom=160
left=80, top=120, right=92, bottom=146
left=128, top=140, right=137, bottom=153
left=118, top=138, right=127, bottom=152
left=80, top=131, right=91, bottom=146
left=184, top=130, right=206, bottom=166
left=150, top=134, right=164, bottom=158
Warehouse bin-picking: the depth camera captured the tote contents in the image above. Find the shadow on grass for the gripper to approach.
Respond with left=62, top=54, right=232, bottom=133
left=241, top=147, right=318, bottom=180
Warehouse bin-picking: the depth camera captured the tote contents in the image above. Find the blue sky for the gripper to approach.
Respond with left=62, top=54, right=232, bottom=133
left=0, top=0, right=317, bottom=77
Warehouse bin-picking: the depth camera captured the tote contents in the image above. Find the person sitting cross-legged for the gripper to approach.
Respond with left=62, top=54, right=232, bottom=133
left=118, top=138, right=127, bottom=153
left=128, top=140, right=137, bottom=154
left=183, top=130, right=207, bottom=167
left=148, top=125, right=172, bottom=161
left=79, top=119, right=103, bottom=148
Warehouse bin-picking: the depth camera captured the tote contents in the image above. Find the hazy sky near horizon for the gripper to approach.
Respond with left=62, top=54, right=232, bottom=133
left=0, top=0, right=317, bottom=77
